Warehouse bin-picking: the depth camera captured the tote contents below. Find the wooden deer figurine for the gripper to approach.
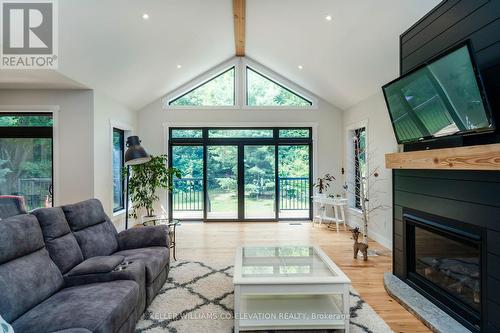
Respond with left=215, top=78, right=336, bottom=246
left=351, top=227, right=368, bottom=261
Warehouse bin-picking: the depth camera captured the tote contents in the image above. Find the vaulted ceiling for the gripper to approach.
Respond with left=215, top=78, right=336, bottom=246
left=0, top=0, right=440, bottom=111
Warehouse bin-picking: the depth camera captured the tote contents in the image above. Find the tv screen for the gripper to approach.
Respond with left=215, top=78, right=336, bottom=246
left=383, top=43, right=493, bottom=144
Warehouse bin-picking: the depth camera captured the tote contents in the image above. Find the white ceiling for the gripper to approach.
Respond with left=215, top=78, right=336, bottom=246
left=0, top=0, right=440, bottom=110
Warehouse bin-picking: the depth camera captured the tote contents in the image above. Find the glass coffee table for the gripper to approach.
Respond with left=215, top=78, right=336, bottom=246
left=233, top=245, right=351, bottom=333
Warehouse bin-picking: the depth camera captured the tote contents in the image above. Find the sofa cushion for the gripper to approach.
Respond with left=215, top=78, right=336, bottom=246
left=32, top=207, right=84, bottom=274
left=62, top=199, right=113, bottom=231
left=0, top=214, right=44, bottom=264
left=0, top=214, right=64, bottom=323
left=12, top=281, right=139, bottom=333
left=63, top=261, right=147, bottom=316
left=66, top=255, right=125, bottom=276
left=62, top=199, right=118, bottom=258
left=0, top=249, right=64, bottom=323
left=114, top=247, right=169, bottom=284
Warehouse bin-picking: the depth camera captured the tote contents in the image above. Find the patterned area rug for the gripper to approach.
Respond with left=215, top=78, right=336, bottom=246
left=136, top=261, right=393, bottom=333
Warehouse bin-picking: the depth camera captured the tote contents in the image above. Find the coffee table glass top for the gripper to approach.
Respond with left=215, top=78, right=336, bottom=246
left=240, top=246, right=337, bottom=278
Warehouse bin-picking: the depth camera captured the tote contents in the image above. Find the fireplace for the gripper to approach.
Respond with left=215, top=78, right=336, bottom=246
left=404, top=211, right=484, bottom=332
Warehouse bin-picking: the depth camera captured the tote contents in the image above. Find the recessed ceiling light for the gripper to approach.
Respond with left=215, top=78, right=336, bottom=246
left=298, top=65, right=304, bottom=70
left=325, top=15, right=332, bottom=21
left=142, top=13, right=150, bottom=20
left=176, top=64, right=182, bottom=69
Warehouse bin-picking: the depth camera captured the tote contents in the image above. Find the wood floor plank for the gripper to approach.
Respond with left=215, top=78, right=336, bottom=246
left=174, top=221, right=431, bottom=333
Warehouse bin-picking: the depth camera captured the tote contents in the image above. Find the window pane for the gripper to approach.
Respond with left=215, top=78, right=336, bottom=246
left=354, top=127, right=366, bottom=209
left=208, top=129, right=273, bottom=138
left=279, top=129, right=310, bottom=138
left=0, top=114, right=53, bottom=127
left=278, top=145, right=310, bottom=218
left=171, top=129, right=203, bottom=138
left=0, top=138, right=52, bottom=212
left=207, top=146, right=238, bottom=219
left=246, top=68, right=312, bottom=107
left=172, top=146, right=204, bottom=219
left=112, top=129, right=124, bottom=211
left=169, top=67, right=235, bottom=106
left=244, top=145, right=275, bottom=219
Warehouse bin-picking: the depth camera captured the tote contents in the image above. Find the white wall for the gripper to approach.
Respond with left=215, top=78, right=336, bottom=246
left=137, top=97, right=345, bottom=214
left=0, top=89, right=136, bottom=231
left=342, top=91, right=398, bottom=248
left=93, top=92, right=137, bottom=230
left=0, top=89, right=95, bottom=205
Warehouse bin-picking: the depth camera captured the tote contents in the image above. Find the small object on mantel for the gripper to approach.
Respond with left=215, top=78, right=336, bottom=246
left=385, top=143, right=500, bottom=170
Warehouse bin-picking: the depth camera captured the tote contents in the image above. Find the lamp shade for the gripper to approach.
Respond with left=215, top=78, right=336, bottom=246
left=125, top=136, right=151, bottom=166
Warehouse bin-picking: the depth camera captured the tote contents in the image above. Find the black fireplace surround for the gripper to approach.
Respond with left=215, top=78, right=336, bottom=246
left=394, top=1, right=500, bottom=332
left=403, top=210, right=485, bottom=332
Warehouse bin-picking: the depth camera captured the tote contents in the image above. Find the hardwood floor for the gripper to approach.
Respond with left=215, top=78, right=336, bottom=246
left=174, top=221, right=431, bottom=333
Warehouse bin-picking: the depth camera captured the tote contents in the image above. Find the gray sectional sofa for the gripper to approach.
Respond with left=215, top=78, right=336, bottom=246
left=0, top=199, right=170, bottom=333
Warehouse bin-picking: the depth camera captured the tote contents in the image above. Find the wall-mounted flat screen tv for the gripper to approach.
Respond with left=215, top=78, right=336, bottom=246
left=382, top=42, right=494, bottom=144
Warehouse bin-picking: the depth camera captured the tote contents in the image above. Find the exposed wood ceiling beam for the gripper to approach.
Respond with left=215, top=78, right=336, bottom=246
left=233, top=0, right=245, bottom=57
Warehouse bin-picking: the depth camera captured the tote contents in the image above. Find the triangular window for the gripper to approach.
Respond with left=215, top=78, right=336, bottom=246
left=246, top=67, right=312, bottom=107
left=169, top=67, right=235, bottom=106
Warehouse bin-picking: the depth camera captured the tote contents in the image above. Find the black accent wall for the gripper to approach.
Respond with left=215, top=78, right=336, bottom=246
left=400, top=0, right=500, bottom=147
left=393, top=1, right=500, bottom=332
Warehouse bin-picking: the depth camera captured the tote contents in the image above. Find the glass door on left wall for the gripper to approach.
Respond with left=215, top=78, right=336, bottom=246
left=0, top=113, right=53, bottom=212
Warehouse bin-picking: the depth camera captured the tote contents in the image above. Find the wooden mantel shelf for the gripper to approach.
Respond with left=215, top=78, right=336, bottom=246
left=385, top=143, right=500, bottom=170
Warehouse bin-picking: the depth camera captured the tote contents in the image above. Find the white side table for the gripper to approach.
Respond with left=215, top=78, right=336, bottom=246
left=312, top=197, right=348, bottom=232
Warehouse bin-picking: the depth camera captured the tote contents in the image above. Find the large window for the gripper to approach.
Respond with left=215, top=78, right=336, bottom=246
left=353, top=127, right=366, bottom=209
left=169, top=67, right=235, bottom=107
left=112, top=128, right=125, bottom=212
left=0, top=113, right=53, bottom=213
left=164, top=59, right=316, bottom=109
left=168, top=127, right=312, bottom=221
left=246, top=67, right=312, bottom=107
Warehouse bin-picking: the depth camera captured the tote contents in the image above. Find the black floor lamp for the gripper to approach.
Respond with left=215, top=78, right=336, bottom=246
left=124, top=136, right=151, bottom=229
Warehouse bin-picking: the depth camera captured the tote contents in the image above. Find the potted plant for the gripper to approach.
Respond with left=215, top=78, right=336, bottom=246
left=313, top=173, right=335, bottom=198
left=125, top=154, right=181, bottom=222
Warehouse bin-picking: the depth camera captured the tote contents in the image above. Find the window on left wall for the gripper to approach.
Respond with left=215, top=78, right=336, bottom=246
left=0, top=113, right=53, bottom=212
left=112, top=128, right=125, bottom=212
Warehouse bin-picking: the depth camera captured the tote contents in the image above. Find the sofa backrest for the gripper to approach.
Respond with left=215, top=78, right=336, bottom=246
left=0, top=214, right=64, bottom=323
left=62, top=199, right=118, bottom=259
left=32, top=207, right=84, bottom=274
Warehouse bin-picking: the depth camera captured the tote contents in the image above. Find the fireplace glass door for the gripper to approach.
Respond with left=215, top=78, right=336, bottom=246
left=412, top=224, right=481, bottom=312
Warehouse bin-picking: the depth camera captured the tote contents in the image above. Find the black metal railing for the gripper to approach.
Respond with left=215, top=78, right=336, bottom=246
left=172, top=178, right=203, bottom=211
left=172, top=177, right=309, bottom=212
left=18, top=178, right=52, bottom=211
left=278, top=177, right=309, bottom=210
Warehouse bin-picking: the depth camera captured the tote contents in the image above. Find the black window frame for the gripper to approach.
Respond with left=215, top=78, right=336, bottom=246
left=0, top=112, right=54, bottom=210
left=112, top=128, right=125, bottom=213
left=168, top=127, right=313, bottom=222
left=354, top=127, right=366, bottom=210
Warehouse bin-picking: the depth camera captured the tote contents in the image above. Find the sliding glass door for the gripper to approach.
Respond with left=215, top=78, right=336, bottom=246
left=207, top=145, right=238, bottom=219
left=244, top=145, right=275, bottom=219
left=171, top=145, right=204, bottom=219
left=278, top=145, right=310, bottom=218
left=168, top=127, right=312, bottom=221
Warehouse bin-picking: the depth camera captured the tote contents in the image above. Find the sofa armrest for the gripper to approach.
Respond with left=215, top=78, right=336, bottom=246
left=66, top=256, right=124, bottom=277
left=117, top=225, right=169, bottom=250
